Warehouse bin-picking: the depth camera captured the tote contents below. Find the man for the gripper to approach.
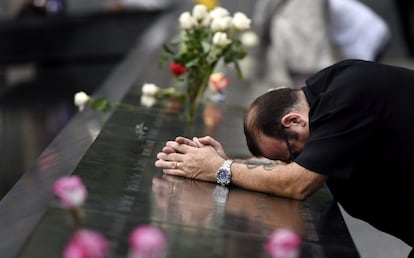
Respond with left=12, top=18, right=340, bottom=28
left=155, top=59, right=414, bottom=253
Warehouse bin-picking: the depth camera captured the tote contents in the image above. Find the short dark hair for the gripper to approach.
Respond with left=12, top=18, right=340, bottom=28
left=243, top=88, right=301, bottom=156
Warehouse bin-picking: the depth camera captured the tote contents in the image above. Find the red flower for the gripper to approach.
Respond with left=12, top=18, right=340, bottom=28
left=169, top=62, right=187, bottom=76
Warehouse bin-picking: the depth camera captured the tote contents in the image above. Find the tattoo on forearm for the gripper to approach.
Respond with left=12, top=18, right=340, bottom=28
left=242, top=160, right=280, bottom=171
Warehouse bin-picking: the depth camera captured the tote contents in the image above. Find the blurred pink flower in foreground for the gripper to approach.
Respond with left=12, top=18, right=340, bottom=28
left=265, top=228, right=301, bottom=258
left=63, top=229, right=109, bottom=258
left=129, top=225, right=167, bottom=258
left=53, top=175, right=87, bottom=208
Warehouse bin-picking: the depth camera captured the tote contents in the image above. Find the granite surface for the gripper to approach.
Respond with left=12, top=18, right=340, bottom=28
left=13, top=104, right=359, bottom=258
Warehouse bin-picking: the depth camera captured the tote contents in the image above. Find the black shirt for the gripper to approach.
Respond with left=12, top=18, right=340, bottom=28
left=296, top=59, right=414, bottom=246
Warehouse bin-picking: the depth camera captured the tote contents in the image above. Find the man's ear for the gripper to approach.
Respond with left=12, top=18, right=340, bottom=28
left=281, top=112, right=306, bottom=128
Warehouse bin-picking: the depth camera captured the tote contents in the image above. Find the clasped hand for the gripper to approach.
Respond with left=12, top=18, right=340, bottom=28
left=155, top=136, right=228, bottom=182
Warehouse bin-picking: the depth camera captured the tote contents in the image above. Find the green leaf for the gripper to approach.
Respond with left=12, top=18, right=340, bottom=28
left=162, top=44, right=175, bottom=55
left=171, top=33, right=183, bottom=44
left=91, top=98, right=111, bottom=112
left=201, top=41, right=211, bottom=54
left=185, top=57, right=202, bottom=68
left=159, top=52, right=171, bottom=67
left=223, top=50, right=234, bottom=63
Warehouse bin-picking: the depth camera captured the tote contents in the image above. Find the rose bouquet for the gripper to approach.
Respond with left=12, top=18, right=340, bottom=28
left=73, top=4, right=254, bottom=124
left=159, top=4, right=252, bottom=123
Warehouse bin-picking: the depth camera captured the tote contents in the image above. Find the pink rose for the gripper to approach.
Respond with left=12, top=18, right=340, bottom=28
left=63, top=229, right=109, bottom=258
left=208, top=73, right=230, bottom=92
left=265, top=229, right=301, bottom=258
left=129, top=225, right=167, bottom=258
left=53, top=175, right=87, bottom=208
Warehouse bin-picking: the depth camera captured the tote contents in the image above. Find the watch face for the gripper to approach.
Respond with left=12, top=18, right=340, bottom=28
left=217, top=168, right=230, bottom=184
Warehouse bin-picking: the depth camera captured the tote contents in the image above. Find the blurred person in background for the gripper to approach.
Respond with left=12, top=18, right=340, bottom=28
left=253, top=0, right=389, bottom=88
left=328, top=0, right=390, bottom=62
left=107, top=0, right=177, bottom=11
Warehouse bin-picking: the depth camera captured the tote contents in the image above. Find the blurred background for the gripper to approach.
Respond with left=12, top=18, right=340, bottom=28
left=0, top=0, right=172, bottom=199
left=0, top=0, right=412, bottom=257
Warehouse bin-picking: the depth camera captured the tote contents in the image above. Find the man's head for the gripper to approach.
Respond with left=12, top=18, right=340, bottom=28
left=243, top=88, right=310, bottom=162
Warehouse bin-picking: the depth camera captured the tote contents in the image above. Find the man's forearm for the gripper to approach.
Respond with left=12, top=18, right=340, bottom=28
left=156, top=139, right=326, bottom=199
left=230, top=159, right=326, bottom=200
left=233, top=158, right=281, bottom=170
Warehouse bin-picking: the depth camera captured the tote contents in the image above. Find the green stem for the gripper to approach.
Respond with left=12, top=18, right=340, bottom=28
left=186, top=65, right=215, bottom=124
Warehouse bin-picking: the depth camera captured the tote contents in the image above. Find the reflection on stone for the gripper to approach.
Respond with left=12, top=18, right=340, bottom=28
left=151, top=175, right=304, bottom=237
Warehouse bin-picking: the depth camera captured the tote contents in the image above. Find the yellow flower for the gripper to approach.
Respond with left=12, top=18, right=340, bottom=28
left=194, top=0, right=219, bottom=11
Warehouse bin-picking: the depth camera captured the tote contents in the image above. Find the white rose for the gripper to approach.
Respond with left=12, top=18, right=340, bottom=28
left=142, top=83, right=160, bottom=96
left=140, top=95, right=157, bottom=108
left=192, top=4, right=208, bottom=22
left=212, top=32, right=231, bottom=48
left=178, top=11, right=196, bottom=30
left=74, top=91, right=91, bottom=111
left=232, top=12, right=251, bottom=31
left=210, top=16, right=232, bottom=32
left=209, top=7, right=230, bottom=19
left=240, top=31, right=259, bottom=47
left=200, top=14, right=212, bottom=27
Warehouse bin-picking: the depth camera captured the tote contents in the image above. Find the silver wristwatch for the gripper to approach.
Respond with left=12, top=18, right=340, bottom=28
left=216, top=160, right=233, bottom=186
